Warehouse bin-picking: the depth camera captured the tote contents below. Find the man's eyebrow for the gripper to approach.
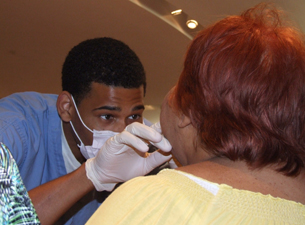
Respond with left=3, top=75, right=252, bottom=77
left=132, top=105, right=145, bottom=111
left=93, top=105, right=145, bottom=112
left=93, top=106, right=121, bottom=111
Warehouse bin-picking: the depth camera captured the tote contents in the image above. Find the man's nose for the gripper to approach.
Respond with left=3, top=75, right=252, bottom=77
left=112, top=121, right=128, bottom=133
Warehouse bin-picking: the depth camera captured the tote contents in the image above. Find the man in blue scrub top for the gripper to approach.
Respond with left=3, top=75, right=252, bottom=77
left=0, top=37, right=171, bottom=224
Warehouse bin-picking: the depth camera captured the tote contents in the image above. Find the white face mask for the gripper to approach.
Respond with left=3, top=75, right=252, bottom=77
left=69, top=96, right=118, bottom=159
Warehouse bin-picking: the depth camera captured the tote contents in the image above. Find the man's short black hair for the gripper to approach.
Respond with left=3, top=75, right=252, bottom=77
left=62, top=37, right=146, bottom=105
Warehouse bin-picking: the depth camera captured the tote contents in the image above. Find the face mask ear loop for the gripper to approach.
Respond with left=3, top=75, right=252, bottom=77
left=70, top=95, right=93, bottom=133
left=69, top=121, right=82, bottom=147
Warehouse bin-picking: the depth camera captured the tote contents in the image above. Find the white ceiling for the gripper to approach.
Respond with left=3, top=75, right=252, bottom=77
left=1, top=0, right=304, bottom=122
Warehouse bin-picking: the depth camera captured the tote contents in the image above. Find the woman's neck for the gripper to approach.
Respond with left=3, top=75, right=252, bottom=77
left=177, top=158, right=305, bottom=204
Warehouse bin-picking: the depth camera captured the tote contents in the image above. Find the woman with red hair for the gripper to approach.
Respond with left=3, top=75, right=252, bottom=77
left=87, top=3, right=305, bottom=224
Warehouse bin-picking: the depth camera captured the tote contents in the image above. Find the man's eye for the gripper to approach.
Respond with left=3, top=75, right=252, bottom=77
left=100, top=115, right=113, bottom=120
left=128, top=114, right=141, bottom=120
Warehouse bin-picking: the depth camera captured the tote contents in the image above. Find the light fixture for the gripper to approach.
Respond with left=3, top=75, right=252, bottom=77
left=130, top=0, right=203, bottom=39
left=186, top=19, right=198, bottom=29
left=171, top=9, right=182, bottom=15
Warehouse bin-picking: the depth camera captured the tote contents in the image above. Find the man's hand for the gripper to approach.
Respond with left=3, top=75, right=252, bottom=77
left=85, top=122, right=172, bottom=191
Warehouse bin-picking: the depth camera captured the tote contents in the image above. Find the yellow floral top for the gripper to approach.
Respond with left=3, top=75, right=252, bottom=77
left=87, top=169, right=305, bottom=225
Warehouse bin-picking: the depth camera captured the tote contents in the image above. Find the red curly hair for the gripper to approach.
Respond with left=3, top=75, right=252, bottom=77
left=175, top=3, right=305, bottom=176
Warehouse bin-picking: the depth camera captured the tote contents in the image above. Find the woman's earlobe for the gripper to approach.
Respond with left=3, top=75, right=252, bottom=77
left=56, top=91, right=73, bottom=122
left=178, top=113, right=192, bottom=128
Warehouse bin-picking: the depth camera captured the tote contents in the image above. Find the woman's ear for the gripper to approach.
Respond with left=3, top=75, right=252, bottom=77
left=178, top=112, right=192, bottom=128
left=56, top=91, right=74, bottom=122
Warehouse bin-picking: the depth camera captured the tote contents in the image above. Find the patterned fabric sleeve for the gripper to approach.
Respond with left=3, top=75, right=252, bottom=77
left=0, top=142, right=40, bottom=225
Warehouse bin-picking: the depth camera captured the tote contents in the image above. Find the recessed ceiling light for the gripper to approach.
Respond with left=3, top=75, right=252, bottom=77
left=171, top=9, right=182, bottom=15
left=186, top=19, right=198, bottom=29
left=131, top=0, right=203, bottom=39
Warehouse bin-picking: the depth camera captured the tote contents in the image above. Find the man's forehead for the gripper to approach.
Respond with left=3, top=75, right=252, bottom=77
left=78, top=83, right=144, bottom=109
left=91, top=82, right=144, bottom=93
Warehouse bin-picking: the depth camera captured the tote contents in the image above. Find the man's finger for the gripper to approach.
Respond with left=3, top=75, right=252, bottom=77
left=125, top=122, right=162, bottom=143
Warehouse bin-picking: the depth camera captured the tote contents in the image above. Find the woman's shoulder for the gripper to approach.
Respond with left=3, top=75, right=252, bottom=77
left=177, top=159, right=305, bottom=204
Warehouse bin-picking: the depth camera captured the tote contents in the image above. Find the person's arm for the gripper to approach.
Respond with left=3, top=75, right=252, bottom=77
left=29, top=122, right=172, bottom=225
left=28, top=164, right=94, bottom=225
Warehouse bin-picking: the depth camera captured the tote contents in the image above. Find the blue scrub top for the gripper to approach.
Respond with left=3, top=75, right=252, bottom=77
left=0, top=92, right=101, bottom=224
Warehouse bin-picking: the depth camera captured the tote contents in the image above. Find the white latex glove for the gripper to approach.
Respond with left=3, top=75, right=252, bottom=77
left=150, top=122, right=178, bottom=169
left=85, top=122, right=172, bottom=191
left=150, top=121, right=162, bottom=133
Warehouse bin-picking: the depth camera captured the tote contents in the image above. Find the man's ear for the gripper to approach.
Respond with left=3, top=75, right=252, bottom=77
left=178, top=112, right=192, bottom=128
left=57, top=91, right=74, bottom=122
